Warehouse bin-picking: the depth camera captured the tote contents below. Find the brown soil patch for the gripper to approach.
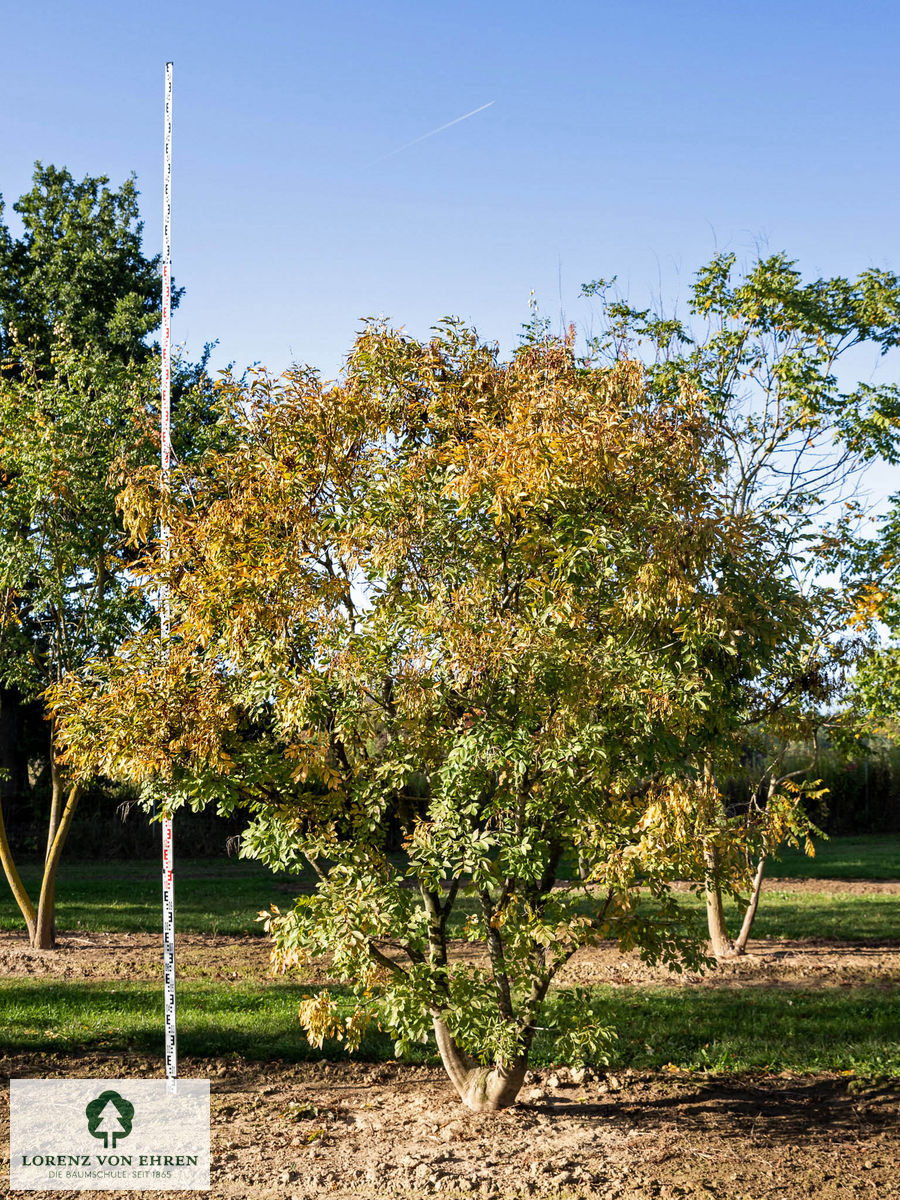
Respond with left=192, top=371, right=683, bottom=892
left=1, top=930, right=897, bottom=992
left=0, top=932, right=271, bottom=984
left=560, top=939, right=900, bottom=990
left=1, top=1055, right=897, bottom=1199
left=684, top=876, right=900, bottom=895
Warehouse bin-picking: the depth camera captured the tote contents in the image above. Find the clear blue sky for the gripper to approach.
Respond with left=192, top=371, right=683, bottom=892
left=3, top=1, right=900, bottom=382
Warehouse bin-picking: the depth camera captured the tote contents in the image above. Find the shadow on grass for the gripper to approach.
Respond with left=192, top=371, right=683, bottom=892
left=1, top=980, right=898, bottom=1077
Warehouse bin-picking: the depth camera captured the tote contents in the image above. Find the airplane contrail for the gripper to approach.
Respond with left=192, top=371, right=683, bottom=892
left=373, top=101, right=495, bottom=163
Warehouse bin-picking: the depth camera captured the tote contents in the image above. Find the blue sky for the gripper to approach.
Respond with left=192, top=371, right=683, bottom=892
left=3, top=1, right=900, bottom=385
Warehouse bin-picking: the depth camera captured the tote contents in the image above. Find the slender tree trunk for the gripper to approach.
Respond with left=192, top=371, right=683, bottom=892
left=41, top=734, right=66, bottom=945
left=31, top=780, right=81, bottom=949
left=432, top=1017, right=528, bottom=1112
left=0, top=715, right=81, bottom=949
left=704, top=845, right=738, bottom=960
left=733, top=855, right=767, bottom=955
left=702, top=761, right=738, bottom=959
left=0, top=794, right=37, bottom=943
left=46, top=726, right=65, bottom=858
left=46, top=756, right=61, bottom=943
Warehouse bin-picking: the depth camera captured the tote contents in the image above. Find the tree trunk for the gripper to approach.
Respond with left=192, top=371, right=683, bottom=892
left=31, top=779, right=81, bottom=949
left=0, top=793, right=37, bottom=943
left=46, top=725, right=65, bottom=859
left=733, top=855, right=767, bottom=955
left=0, top=717, right=81, bottom=949
left=704, top=845, right=738, bottom=960
left=39, top=732, right=66, bottom=945
left=432, top=1017, right=528, bottom=1112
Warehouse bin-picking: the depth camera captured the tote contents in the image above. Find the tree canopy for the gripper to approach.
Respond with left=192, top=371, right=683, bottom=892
left=581, top=252, right=900, bottom=954
left=52, top=321, right=824, bottom=1108
left=0, top=345, right=159, bottom=945
left=0, top=162, right=175, bottom=362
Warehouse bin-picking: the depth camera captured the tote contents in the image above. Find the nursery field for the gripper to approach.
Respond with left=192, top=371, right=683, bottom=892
left=5, top=25, right=900, bottom=1200
left=1, top=835, right=898, bottom=1199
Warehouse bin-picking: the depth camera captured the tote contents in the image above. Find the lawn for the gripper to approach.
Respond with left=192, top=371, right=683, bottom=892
left=662, top=889, right=899, bottom=943
left=1, top=835, right=897, bottom=1084
left=772, top=833, right=900, bottom=880
left=0, top=857, right=308, bottom=936
left=0, top=978, right=896, bottom=1077
left=1, top=836, right=897, bottom=940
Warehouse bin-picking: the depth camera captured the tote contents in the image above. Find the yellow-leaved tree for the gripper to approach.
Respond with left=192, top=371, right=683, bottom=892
left=52, top=321, right=816, bottom=1109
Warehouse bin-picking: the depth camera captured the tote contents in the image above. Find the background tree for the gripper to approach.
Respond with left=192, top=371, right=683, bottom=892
left=0, top=162, right=175, bottom=363
left=581, top=252, right=900, bottom=956
left=0, top=163, right=213, bottom=946
left=54, top=322, right=816, bottom=1110
left=850, top=497, right=900, bottom=742
left=0, top=346, right=158, bottom=946
left=0, top=162, right=171, bottom=854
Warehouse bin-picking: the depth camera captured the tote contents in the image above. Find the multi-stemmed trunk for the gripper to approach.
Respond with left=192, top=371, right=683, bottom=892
left=422, top=875, right=550, bottom=1112
left=432, top=1017, right=529, bottom=1111
left=705, top=847, right=767, bottom=959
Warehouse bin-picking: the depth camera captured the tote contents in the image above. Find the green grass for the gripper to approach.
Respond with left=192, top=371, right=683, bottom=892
left=0, top=979, right=373, bottom=1063
left=599, top=984, right=900, bottom=1077
left=664, top=889, right=900, bottom=943
left=0, top=857, right=311, bottom=936
left=771, top=834, right=900, bottom=880
left=440, top=888, right=900, bottom=943
left=2, top=839, right=895, bottom=1079
left=1, top=978, right=896, bottom=1077
left=1, top=838, right=897, bottom=940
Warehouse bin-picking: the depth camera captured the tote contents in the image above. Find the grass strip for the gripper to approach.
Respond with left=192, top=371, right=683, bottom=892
left=771, top=834, right=900, bottom=881
left=2, top=845, right=898, bottom=940
left=633, top=889, right=900, bottom=944
left=1, top=980, right=897, bottom=1078
left=0, top=858, right=304, bottom=937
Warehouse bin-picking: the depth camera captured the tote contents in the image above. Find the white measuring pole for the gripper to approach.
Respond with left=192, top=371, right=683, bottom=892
left=161, top=60, right=178, bottom=1096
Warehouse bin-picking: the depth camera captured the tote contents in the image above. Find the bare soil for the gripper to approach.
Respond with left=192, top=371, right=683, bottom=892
left=668, top=876, right=900, bottom=896
left=2, top=876, right=898, bottom=1198
left=1, top=930, right=897, bottom=992
left=2, top=877, right=898, bottom=989
left=1, top=1055, right=898, bottom=1199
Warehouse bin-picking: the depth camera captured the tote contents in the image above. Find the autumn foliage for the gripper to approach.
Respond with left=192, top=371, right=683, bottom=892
left=52, top=322, right=816, bottom=1109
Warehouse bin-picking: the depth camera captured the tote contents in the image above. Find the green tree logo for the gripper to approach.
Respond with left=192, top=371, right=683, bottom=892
left=85, top=1090, right=135, bottom=1149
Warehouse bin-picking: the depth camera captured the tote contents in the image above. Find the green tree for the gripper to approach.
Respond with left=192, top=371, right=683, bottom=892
left=0, top=339, right=218, bottom=949
left=0, top=162, right=174, bottom=362
left=0, top=162, right=170, bottom=898
left=0, top=164, right=216, bottom=948
left=850, top=499, right=900, bottom=733
left=0, top=347, right=158, bottom=947
left=581, top=251, right=900, bottom=955
left=54, top=323, right=814, bottom=1109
